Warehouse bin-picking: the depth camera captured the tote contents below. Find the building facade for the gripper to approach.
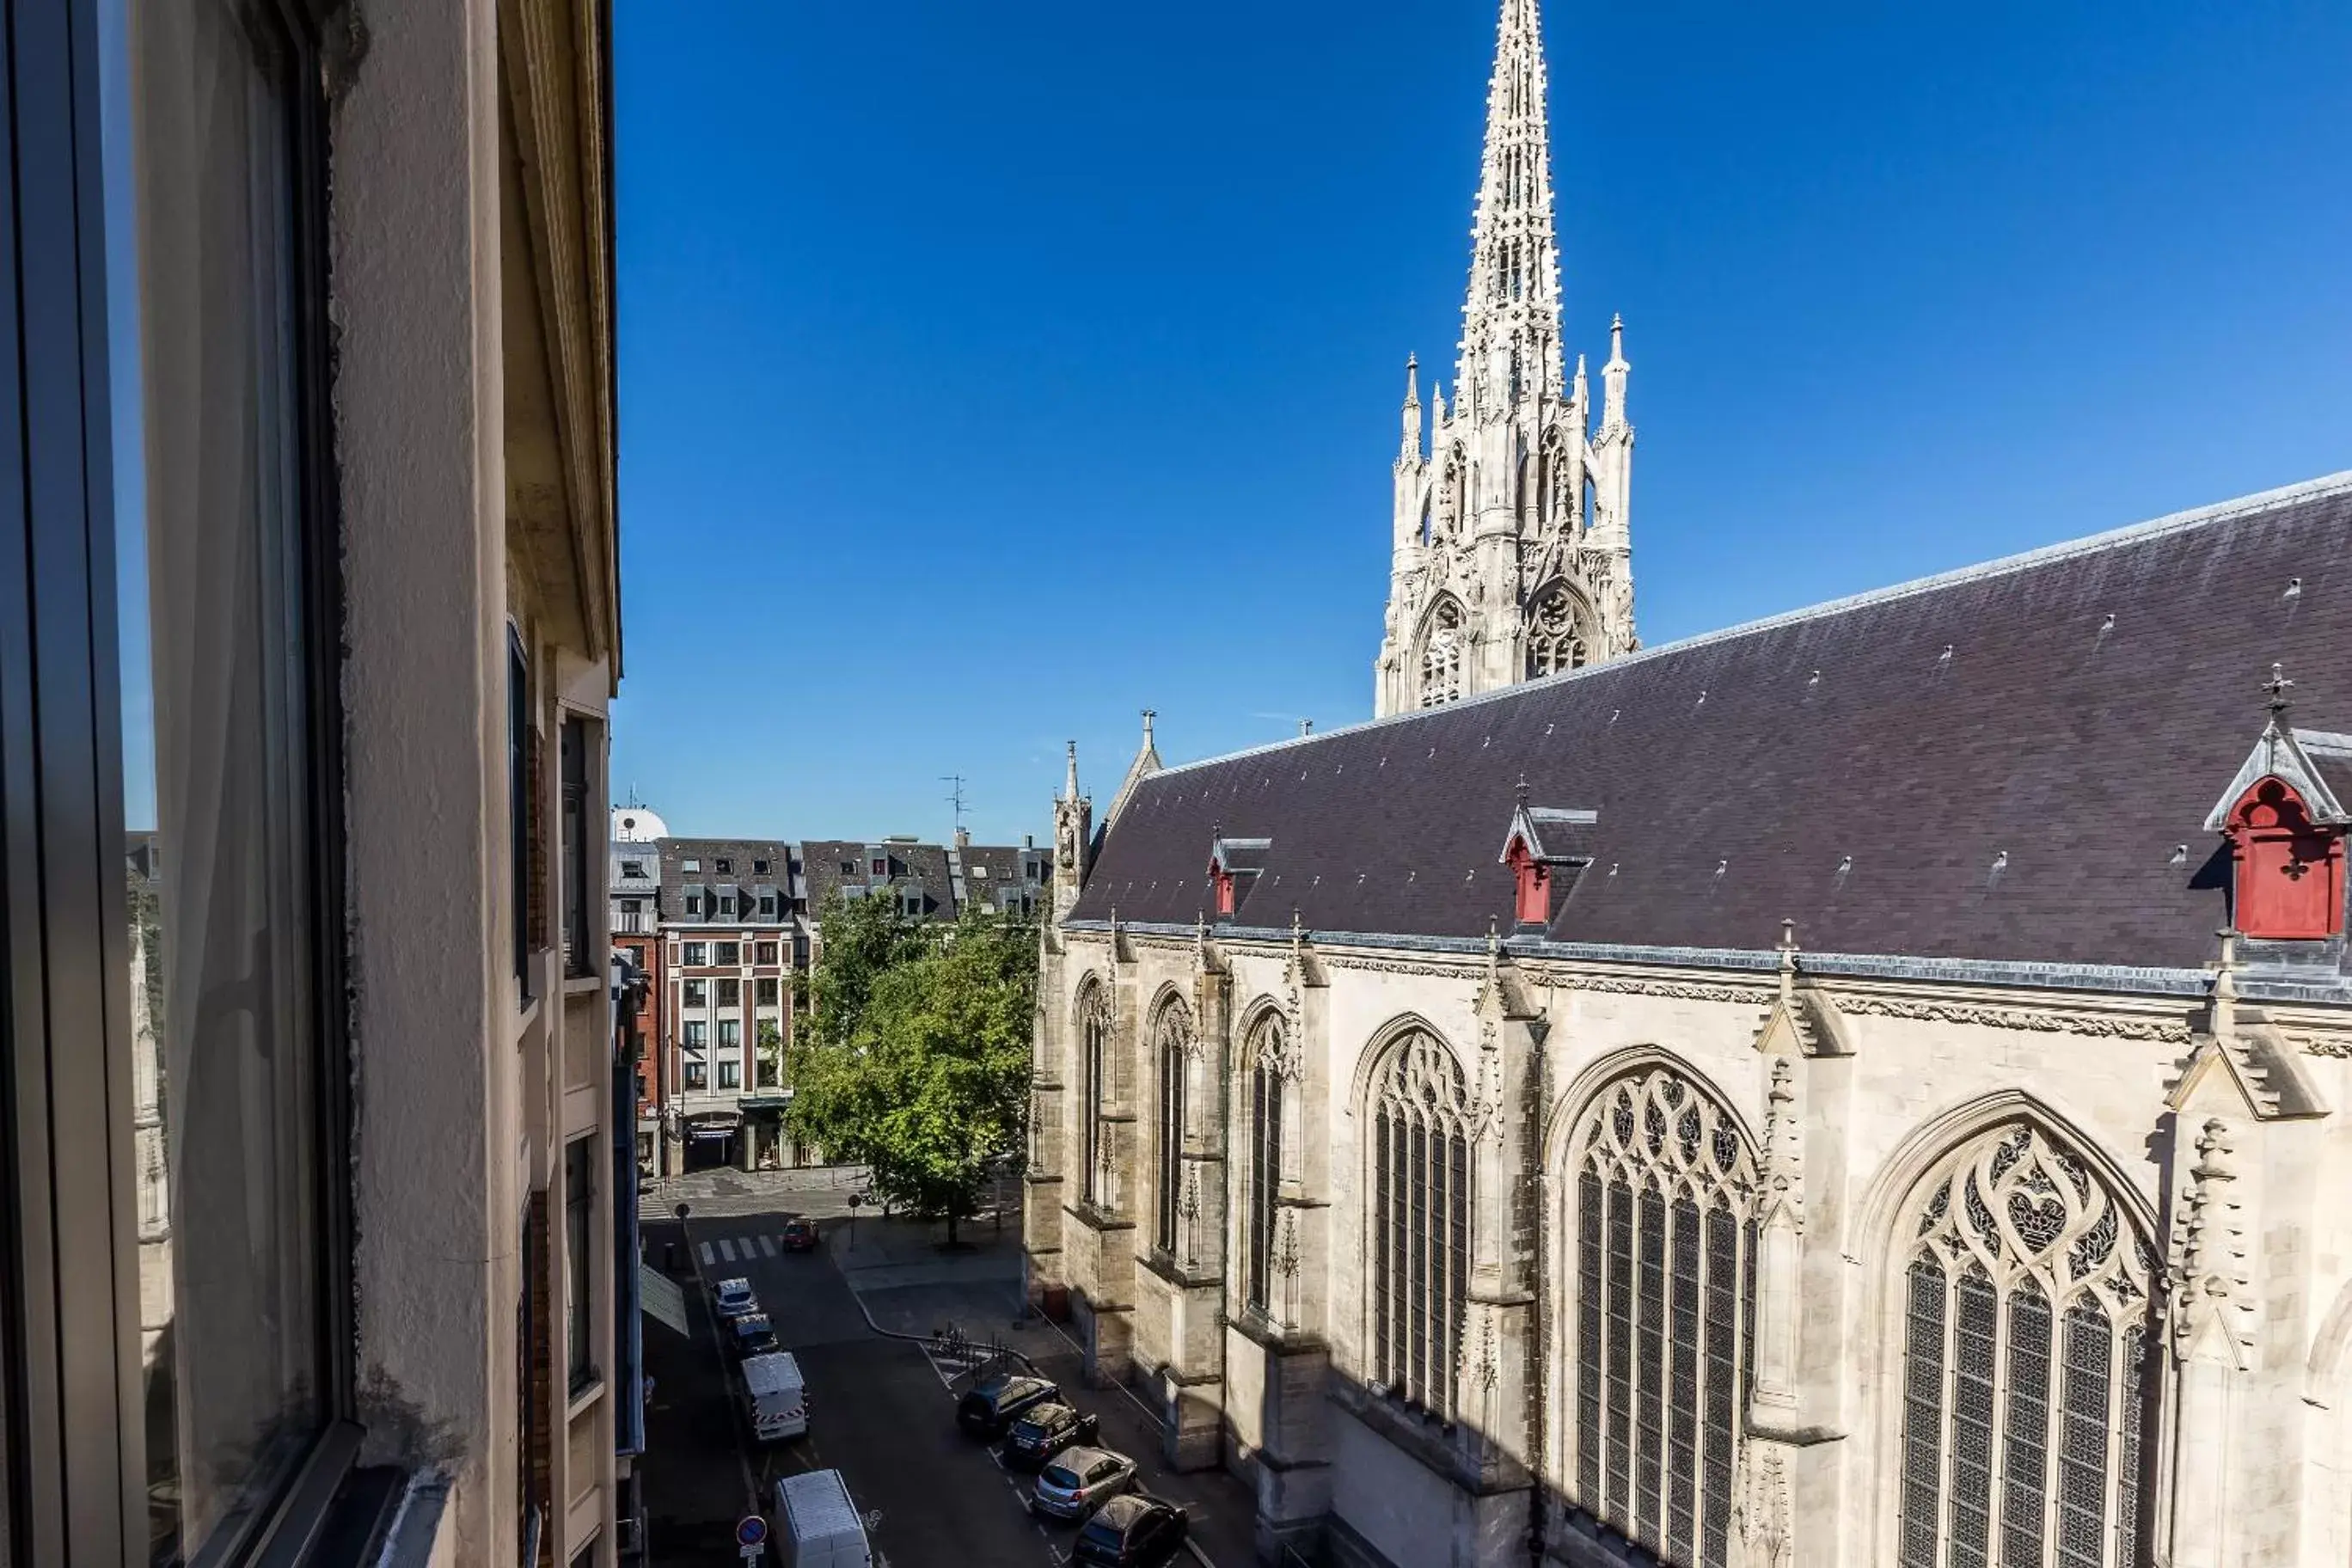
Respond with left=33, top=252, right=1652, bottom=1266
left=1028, top=475, right=2352, bottom=1568
left=0, top=3, right=639, bottom=1564
left=1375, top=0, right=1635, bottom=720
left=657, top=837, right=795, bottom=1172
left=611, top=808, right=670, bottom=1175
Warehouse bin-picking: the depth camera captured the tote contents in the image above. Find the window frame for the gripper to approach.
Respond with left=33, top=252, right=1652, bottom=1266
left=0, top=0, right=365, bottom=1559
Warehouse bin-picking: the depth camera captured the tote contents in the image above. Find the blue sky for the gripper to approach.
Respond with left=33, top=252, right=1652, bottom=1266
left=611, top=0, right=2352, bottom=846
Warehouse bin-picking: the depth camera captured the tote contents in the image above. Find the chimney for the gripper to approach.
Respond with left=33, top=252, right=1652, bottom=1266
left=1023, top=834, right=1034, bottom=849
left=953, top=826, right=971, bottom=850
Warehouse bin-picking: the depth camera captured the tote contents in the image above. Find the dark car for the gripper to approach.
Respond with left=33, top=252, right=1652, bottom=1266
left=779, top=1216, right=819, bottom=1253
left=1073, top=1493, right=1190, bottom=1565
left=1030, top=1446, right=1138, bottom=1522
left=1001, top=1400, right=1100, bottom=1471
left=956, top=1373, right=1059, bottom=1438
left=729, top=1314, right=780, bottom=1361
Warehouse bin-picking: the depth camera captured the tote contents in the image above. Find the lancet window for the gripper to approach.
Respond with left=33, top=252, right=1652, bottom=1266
left=1565, top=1068, right=1757, bottom=1568
left=1243, top=1015, right=1283, bottom=1314
left=1895, top=1123, right=2153, bottom=1568
left=1079, top=982, right=1112, bottom=1210
left=1155, top=1001, right=1189, bottom=1257
left=1369, top=1030, right=1472, bottom=1417
left=1527, top=583, right=1588, bottom=678
left=1420, top=602, right=1465, bottom=708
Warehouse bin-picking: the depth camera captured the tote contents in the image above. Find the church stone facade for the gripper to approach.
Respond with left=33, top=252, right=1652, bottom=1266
left=1376, top=0, right=1635, bottom=720
left=1028, top=469, right=2352, bottom=1568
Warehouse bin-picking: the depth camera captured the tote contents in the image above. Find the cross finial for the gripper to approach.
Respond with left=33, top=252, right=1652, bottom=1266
left=2264, top=662, right=2294, bottom=715
left=1516, top=772, right=1529, bottom=807
left=1778, top=919, right=1799, bottom=1001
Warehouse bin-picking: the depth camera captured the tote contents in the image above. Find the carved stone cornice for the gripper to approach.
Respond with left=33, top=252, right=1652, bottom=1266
left=1573, top=975, right=1774, bottom=1005
left=1326, top=955, right=1482, bottom=981
left=1841, top=996, right=2192, bottom=1043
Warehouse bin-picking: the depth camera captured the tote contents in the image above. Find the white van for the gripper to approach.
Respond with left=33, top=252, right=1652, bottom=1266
left=774, top=1469, right=871, bottom=1568
left=741, top=1351, right=808, bottom=1442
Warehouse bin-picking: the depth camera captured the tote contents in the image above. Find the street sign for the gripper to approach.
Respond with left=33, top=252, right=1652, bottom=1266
left=736, top=1513, right=768, bottom=1549
left=674, top=1201, right=692, bottom=1222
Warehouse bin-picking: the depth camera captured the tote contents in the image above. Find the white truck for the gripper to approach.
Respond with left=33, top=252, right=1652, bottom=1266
left=773, top=1468, right=871, bottom=1568
left=740, top=1351, right=808, bottom=1442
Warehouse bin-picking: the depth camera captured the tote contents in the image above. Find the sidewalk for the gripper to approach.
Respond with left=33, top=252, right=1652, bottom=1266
left=829, top=1215, right=1260, bottom=1568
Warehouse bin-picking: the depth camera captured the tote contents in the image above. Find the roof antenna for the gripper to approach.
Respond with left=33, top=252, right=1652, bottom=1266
left=942, top=775, right=968, bottom=838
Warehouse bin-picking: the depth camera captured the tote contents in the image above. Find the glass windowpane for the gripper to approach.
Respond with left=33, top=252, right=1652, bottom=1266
left=125, top=3, right=334, bottom=1557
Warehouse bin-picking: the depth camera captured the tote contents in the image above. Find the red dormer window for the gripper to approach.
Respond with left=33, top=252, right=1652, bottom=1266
left=1212, top=861, right=1236, bottom=917
left=2226, top=776, right=2345, bottom=940
left=1507, top=838, right=1551, bottom=926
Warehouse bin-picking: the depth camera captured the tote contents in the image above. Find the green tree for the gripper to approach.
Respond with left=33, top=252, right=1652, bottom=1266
left=787, top=899, right=1036, bottom=1242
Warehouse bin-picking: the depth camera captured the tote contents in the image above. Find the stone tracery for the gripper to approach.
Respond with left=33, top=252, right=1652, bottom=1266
left=1895, top=1122, right=2153, bottom=1568
left=1565, top=1065, right=1758, bottom=1568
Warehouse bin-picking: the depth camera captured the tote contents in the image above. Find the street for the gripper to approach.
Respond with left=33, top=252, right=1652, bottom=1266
left=636, top=1169, right=1255, bottom=1568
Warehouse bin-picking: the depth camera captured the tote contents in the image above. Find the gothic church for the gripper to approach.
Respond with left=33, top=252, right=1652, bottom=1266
left=1026, top=5, right=2352, bottom=1567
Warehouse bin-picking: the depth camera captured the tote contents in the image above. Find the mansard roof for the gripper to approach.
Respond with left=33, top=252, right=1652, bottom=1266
left=1072, top=475, right=2352, bottom=971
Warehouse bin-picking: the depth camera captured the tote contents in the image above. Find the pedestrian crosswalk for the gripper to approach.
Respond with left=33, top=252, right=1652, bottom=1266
left=695, top=1231, right=803, bottom=1267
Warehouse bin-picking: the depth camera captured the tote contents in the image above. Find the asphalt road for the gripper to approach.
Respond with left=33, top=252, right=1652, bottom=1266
left=640, top=1215, right=1074, bottom=1568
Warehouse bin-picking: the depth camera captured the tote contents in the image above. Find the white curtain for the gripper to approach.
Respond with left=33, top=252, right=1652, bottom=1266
left=133, top=0, right=319, bottom=1554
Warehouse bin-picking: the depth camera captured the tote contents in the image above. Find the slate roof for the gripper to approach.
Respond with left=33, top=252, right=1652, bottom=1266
left=1073, top=475, right=2352, bottom=972
left=799, top=840, right=958, bottom=922
left=657, top=838, right=791, bottom=925
left=959, top=843, right=1054, bottom=915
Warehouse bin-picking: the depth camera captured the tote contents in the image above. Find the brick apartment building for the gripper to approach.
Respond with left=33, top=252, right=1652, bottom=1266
left=656, top=837, right=795, bottom=1173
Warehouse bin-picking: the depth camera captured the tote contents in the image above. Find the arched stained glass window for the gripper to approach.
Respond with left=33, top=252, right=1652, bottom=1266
left=1369, top=1030, right=1471, bottom=1417
left=1566, top=1067, right=1757, bottom=1567
left=1155, top=1001, right=1189, bottom=1257
left=1526, top=583, right=1588, bottom=678
left=1079, top=982, right=1112, bottom=1209
left=1243, top=1015, right=1284, bottom=1314
left=1419, top=602, right=1465, bottom=709
left=1895, top=1123, right=2153, bottom=1568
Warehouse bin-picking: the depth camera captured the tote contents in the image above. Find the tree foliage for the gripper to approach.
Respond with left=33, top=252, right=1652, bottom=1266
left=787, top=896, right=1035, bottom=1240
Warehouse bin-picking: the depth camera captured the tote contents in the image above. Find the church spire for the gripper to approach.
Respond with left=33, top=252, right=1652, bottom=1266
left=1400, top=353, right=1423, bottom=461
left=1459, top=0, right=1564, bottom=411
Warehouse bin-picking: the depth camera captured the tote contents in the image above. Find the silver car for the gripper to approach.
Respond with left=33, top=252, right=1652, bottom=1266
left=1030, top=1446, right=1137, bottom=1522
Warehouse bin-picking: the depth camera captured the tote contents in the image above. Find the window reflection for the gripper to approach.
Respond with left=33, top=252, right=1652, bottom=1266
left=126, top=1, right=326, bottom=1558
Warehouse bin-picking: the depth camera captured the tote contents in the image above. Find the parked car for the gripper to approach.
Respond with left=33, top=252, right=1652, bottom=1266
left=956, top=1373, right=1059, bottom=1438
left=1073, top=1494, right=1191, bottom=1566
left=1029, top=1446, right=1137, bottom=1522
left=780, top=1216, right=819, bottom=1253
left=714, top=1277, right=758, bottom=1320
left=730, top=1313, right=781, bottom=1360
left=1002, top=1401, right=1100, bottom=1472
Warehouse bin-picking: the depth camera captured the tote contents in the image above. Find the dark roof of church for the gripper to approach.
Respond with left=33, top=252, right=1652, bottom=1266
left=1072, top=475, right=2352, bottom=972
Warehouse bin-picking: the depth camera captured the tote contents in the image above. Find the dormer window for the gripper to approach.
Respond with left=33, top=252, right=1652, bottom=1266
left=1498, top=800, right=1598, bottom=933
left=2223, top=777, right=2344, bottom=939
left=2202, top=692, right=2351, bottom=942
left=1206, top=833, right=1271, bottom=921
left=1506, top=839, right=1552, bottom=925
